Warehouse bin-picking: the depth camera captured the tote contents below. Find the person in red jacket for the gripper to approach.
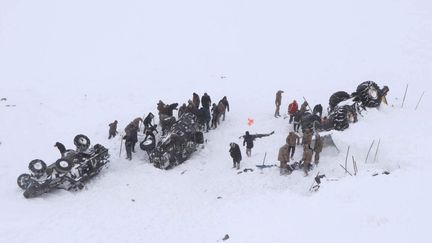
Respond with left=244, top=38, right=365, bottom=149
left=288, top=100, right=298, bottom=124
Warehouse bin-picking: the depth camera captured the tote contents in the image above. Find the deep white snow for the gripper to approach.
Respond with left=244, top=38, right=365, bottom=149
left=0, top=0, right=431, bottom=242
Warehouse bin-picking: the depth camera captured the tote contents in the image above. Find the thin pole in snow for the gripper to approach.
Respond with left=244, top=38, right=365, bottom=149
left=365, top=140, right=375, bottom=164
left=344, top=146, right=350, bottom=174
left=402, top=84, right=408, bottom=108
left=415, top=91, right=425, bottom=110
left=373, top=139, right=381, bottom=163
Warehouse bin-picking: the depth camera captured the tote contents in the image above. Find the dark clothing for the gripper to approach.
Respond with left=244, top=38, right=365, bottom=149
left=192, top=93, right=200, bottom=108
left=211, top=105, right=220, bottom=129
left=143, top=113, right=154, bottom=128
left=313, top=104, right=323, bottom=118
left=200, top=107, right=211, bottom=132
left=108, top=121, right=118, bottom=139
left=201, top=94, right=211, bottom=109
left=293, top=111, right=302, bottom=132
left=229, top=143, right=242, bottom=169
left=288, top=145, right=296, bottom=159
left=229, top=143, right=242, bottom=162
left=241, top=132, right=274, bottom=157
left=220, top=97, right=230, bottom=112
left=55, top=142, right=66, bottom=157
left=124, top=123, right=139, bottom=154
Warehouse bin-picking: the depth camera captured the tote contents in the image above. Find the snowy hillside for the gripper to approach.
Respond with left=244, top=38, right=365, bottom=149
left=1, top=0, right=432, bottom=242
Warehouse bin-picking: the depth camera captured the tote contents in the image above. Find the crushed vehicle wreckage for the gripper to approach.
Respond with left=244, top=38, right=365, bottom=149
left=140, top=112, right=204, bottom=169
left=17, top=135, right=110, bottom=198
left=300, top=81, right=389, bottom=133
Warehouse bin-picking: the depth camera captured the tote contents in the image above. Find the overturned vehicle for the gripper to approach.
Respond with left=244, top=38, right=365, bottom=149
left=17, top=135, right=110, bottom=198
left=302, top=81, right=389, bottom=132
left=140, top=112, right=204, bottom=169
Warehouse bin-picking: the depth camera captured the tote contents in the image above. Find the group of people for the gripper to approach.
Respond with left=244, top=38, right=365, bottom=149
left=276, top=91, right=325, bottom=176
left=108, top=92, right=230, bottom=161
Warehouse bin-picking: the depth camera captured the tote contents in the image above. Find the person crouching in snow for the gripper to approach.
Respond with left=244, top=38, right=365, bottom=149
left=229, top=143, right=242, bottom=169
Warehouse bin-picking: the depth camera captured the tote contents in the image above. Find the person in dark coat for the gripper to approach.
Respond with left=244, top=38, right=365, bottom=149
left=192, top=93, right=200, bottom=108
left=124, top=122, right=139, bottom=157
left=229, top=143, right=242, bottom=169
left=143, top=113, right=155, bottom=133
left=220, top=96, right=230, bottom=112
left=293, top=111, right=302, bottom=132
left=313, top=104, right=323, bottom=118
left=241, top=131, right=275, bottom=157
left=108, top=120, right=118, bottom=139
left=201, top=93, right=211, bottom=109
left=211, top=103, right=220, bottom=129
left=54, top=142, right=66, bottom=157
left=144, top=124, right=158, bottom=144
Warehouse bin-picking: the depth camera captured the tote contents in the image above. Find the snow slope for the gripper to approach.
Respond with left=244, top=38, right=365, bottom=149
left=1, top=0, right=431, bottom=242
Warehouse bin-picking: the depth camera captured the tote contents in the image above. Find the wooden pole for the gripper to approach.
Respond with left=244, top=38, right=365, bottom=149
left=415, top=91, right=425, bottom=110
left=402, top=84, right=408, bottom=108
left=365, top=140, right=375, bottom=164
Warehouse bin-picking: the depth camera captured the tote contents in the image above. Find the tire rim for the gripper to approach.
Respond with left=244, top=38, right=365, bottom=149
left=368, top=88, right=378, bottom=99
left=33, top=163, right=43, bottom=170
left=59, top=161, right=70, bottom=168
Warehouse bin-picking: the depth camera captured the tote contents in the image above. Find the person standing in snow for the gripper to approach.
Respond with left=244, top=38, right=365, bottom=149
left=313, top=134, right=323, bottom=164
left=108, top=120, right=118, bottom=139
left=241, top=131, right=275, bottom=157
left=274, top=90, right=284, bottom=118
left=300, top=101, right=309, bottom=113
left=293, top=110, right=302, bottom=132
left=143, top=112, right=155, bottom=134
left=300, top=145, right=313, bottom=176
left=201, top=93, right=212, bottom=132
left=219, top=96, right=230, bottom=121
left=278, top=143, right=290, bottom=175
left=229, top=143, right=242, bottom=169
left=286, top=131, right=300, bottom=160
left=124, top=121, right=139, bottom=159
left=211, top=103, right=220, bottom=129
left=302, top=128, right=313, bottom=147
left=54, top=142, right=66, bottom=157
left=192, top=92, right=200, bottom=108
left=288, top=100, right=298, bottom=124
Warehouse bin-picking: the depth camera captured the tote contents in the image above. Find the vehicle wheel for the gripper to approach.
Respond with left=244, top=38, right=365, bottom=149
left=356, top=81, right=381, bottom=108
left=74, top=134, right=91, bottom=151
left=17, top=173, right=32, bottom=189
left=55, top=158, right=74, bottom=173
left=140, top=138, right=155, bottom=151
left=28, top=159, right=47, bottom=174
left=329, top=91, right=351, bottom=111
left=333, top=106, right=352, bottom=131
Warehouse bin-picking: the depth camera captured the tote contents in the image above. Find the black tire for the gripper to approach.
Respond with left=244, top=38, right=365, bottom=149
left=329, top=91, right=351, bottom=111
left=17, top=173, right=32, bottom=189
left=55, top=158, right=74, bottom=173
left=333, top=106, right=351, bottom=131
left=28, top=159, right=47, bottom=174
left=74, top=134, right=91, bottom=151
left=140, top=138, right=155, bottom=151
left=356, top=81, right=382, bottom=108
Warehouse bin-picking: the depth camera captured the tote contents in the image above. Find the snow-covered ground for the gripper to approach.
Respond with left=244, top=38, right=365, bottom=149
left=1, top=0, right=431, bottom=242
